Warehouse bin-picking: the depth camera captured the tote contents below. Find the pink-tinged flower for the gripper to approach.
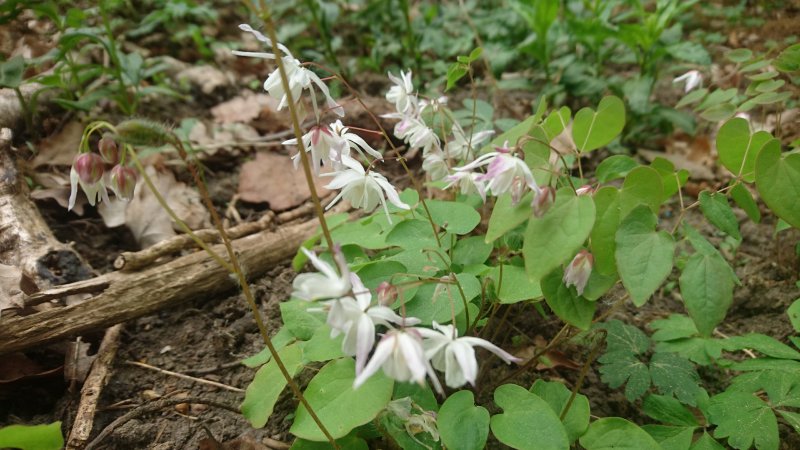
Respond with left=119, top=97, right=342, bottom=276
left=445, top=171, right=487, bottom=202
left=325, top=273, right=420, bottom=374
left=324, top=156, right=410, bottom=222
left=563, top=250, right=593, bottom=296
left=673, top=70, right=703, bottom=93
left=233, top=24, right=343, bottom=118
left=416, top=322, right=521, bottom=388
left=69, top=153, right=109, bottom=211
left=376, top=281, right=398, bottom=306
left=419, top=96, right=448, bottom=113
left=354, top=329, right=443, bottom=394
left=108, top=165, right=138, bottom=201
left=329, top=120, right=383, bottom=162
left=284, top=124, right=346, bottom=174
left=98, top=135, right=119, bottom=164
left=292, top=245, right=351, bottom=301
left=445, top=125, right=494, bottom=160
left=386, top=70, right=416, bottom=114
left=453, top=141, right=539, bottom=204
left=532, top=186, right=556, bottom=218
left=575, top=185, right=595, bottom=196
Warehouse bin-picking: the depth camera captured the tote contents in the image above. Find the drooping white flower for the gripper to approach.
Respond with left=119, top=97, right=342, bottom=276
left=444, top=171, right=487, bottom=202
left=445, top=125, right=494, bottom=160
left=673, top=70, right=703, bottom=93
left=291, top=245, right=351, bottom=301
left=233, top=24, right=343, bottom=118
left=354, top=329, right=442, bottom=394
left=324, top=156, right=410, bottom=221
left=422, top=151, right=450, bottom=181
left=329, top=120, right=383, bottom=162
left=69, top=153, right=110, bottom=211
left=563, top=250, right=593, bottom=296
left=453, top=141, right=539, bottom=204
left=399, top=116, right=441, bottom=155
left=419, top=96, right=448, bottom=113
left=417, top=322, right=521, bottom=388
left=386, top=70, right=416, bottom=114
left=325, top=273, right=419, bottom=374
left=284, top=125, right=347, bottom=174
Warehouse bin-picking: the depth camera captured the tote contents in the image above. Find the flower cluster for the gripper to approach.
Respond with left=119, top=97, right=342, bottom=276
left=69, top=136, right=138, bottom=211
left=293, top=247, right=521, bottom=392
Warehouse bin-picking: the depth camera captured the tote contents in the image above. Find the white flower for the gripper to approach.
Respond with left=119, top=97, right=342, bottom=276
left=324, top=156, right=410, bottom=222
left=291, top=246, right=351, bottom=301
left=422, top=151, right=450, bottom=181
left=329, top=120, right=383, bottom=162
left=563, top=250, right=593, bottom=296
left=417, top=322, right=521, bottom=388
left=445, top=125, right=494, bottom=160
left=233, top=24, right=343, bottom=118
left=284, top=125, right=347, bottom=174
left=386, top=70, right=416, bottom=114
left=673, top=70, right=703, bottom=93
left=325, top=273, right=419, bottom=374
left=444, top=171, right=487, bottom=202
left=419, top=96, right=448, bottom=113
left=69, top=153, right=110, bottom=211
left=454, top=142, right=539, bottom=204
left=354, top=329, right=442, bottom=394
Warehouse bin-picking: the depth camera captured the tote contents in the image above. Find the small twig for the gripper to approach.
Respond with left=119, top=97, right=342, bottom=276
left=714, top=329, right=757, bottom=359
left=124, top=360, right=244, bottom=393
left=84, top=397, right=240, bottom=450
left=182, top=361, right=242, bottom=376
left=263, top=437, right=292, bottom=450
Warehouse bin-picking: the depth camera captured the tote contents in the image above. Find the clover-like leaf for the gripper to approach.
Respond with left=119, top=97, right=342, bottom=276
left=438, top=390, right=489, bottom=450
left=572, top=96, right=626, bottom=152
left=490, top=384, right=570, bottom=450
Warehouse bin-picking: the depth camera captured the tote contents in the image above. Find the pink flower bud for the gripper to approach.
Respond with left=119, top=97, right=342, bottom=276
left=532, top=186, right=556, bottom=218
left=575, top=185, right=595, bottom=196
left=563, top=250, right=593, bottom=296
left=376, top=281, right=398, bottom=306
left=73, top=153, right=105, bottom=185
left=98, top=135, right=119, bottom=164
left=109, top=165, right=138, bottom=201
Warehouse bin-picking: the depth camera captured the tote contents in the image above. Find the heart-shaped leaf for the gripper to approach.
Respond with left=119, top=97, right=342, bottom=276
left=716, top=118, right=773, bottom=182
left=572, top=96, right=626, bottom=152
left=755, top=138, right=800, bottom=228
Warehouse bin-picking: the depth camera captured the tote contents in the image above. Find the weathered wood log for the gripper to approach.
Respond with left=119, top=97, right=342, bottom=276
left=0, top=219, right=317, bottom=355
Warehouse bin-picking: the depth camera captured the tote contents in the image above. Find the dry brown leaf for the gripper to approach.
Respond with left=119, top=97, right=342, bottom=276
left=237, top=152, right=330, bottom=211
left=211, top=92, right=276, bottom=124
left=98, top=166, right=210, bottom=248
left=32, top=121, right=84, bottom=168
left=0, top=352, right=62, bottom=384
left=177, top=65, right=233, bottom=94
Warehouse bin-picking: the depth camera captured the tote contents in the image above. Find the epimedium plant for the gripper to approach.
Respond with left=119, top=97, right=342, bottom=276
left=60, top=7, right=800, bottom=450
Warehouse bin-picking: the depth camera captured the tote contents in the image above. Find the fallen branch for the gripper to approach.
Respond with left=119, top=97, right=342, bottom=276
left=0, top=219, right=318, bottom=355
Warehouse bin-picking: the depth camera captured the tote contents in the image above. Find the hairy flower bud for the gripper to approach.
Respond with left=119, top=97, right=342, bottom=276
left=98, top=135, right=119, bottom=164
left=532, top=186, right=556, bottom=218
left=376, top=281, right=398, bottom=307
left=563, top=250, right=593, bottom=296
left=109, top=165, right=138, bottom=201
left=73, top=153, right=105, bottom=184
left=575, top=185, right=595, bottom=196
left=114, top=119, right=175, bottom=147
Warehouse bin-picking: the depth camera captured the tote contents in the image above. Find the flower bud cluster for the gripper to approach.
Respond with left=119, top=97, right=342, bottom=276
left=69, top=136, right=138, bottom=211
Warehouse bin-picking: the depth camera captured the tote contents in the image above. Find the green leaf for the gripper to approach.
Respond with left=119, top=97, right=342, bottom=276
left=655, top=338, right=723, bottom=366
left=243, top=327, right=296, bottom=367
left=679, top=250, right=737, bottom=337
left=726, top=48, right=753, bottom=63
left=591, top=187, right=621, bottom=276
left=651, top=314, right=699, bottom=341
left=641, top=425, right=694, bottom=450
left=619, top=166, right=664, bottom=217
left=330, top=217, right=387, bottom=249
left=643, top=394, right=699, bottom=426
left=290, top=435, right=368, bottom=450
left=603, top=319, right=651, bottom=355
left=453, top=236, right=493, bottom=266
left=600, top=356, right=650, bottom=400
left=730, top=183, right=761, bottom=223
left=699, top=103, right=736, bottom=122
left=356, top=260, right=407, bottom=292
left=303, top=325, right=346, bottom=362
left=404, top=273, right=481, bottom=325
left=490, top=384, right=570, bottom=450
left=572, top=95, right=626, bottom=152
left=615, top=206, right=675, bottom=306
left=386, top=219, right=439, bottom=249
left=756, top=138, right=800, bottom=228
left=523, top=191, right=595, bottom=281
left=0, top=422, right=63, bottom=450
left=491, top=264, right=543, bottom=304
left=699, top=191, right=741, bottom=240
left=523, top=126, right=554, bottom=186
left=708, top=391, right=779, bottom=450
left=676, top=88, right=708, bottom=109
left=541, top=268, right=596, bottom=330
left=291, top=359, right=393, bottom=441
left=650, top=352, right=704, bottom=405
left=579, top=418, right=661, bottom=450
left=650, top=158, right=689, bottom=201
left=789, top=298, right=800, bottom=332
left=716, top=117, right=773, bottom=182
left=595, top=155, right=638, bottom=183
left=281, top=300, right=324, bottom=340
left=690, top=432, right=725, bottom=450
left=482, top=114, right=537, bottom=154
left=486, top=192, right=532, bottom=243
left=779, top=410, right=800, bottom=433
left=543, top=106, right=571, bottom=141
left=241, top=343, right=304, bottom=428
left=721, top=333, right=800, bottom=360
left=775, top=43, right=800, bottom=72
left=530, top=380, right=590, bottom=443
left=696, top=88, right=737, bottom=110
left=425, top=200, right=481, bottom=235
left=0, top=55, right=25, bottom=88
left=438, top=391, right=489, bottom=450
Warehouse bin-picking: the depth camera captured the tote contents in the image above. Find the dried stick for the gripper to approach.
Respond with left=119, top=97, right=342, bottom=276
left=66, top=324, right=123, bottom=450
left=123, top=360, right=244, bottom=393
